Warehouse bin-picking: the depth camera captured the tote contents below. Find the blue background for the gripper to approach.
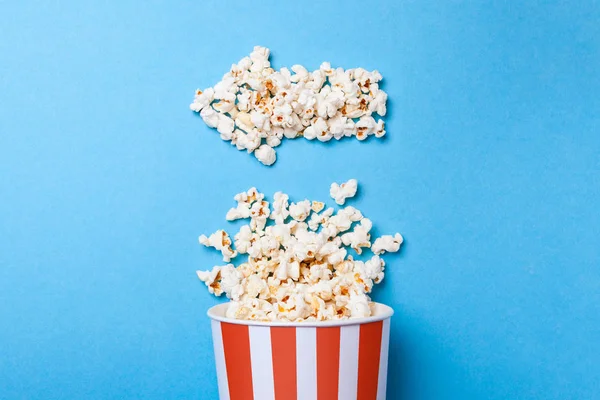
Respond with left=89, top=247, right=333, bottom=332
left=1, top=1, right=599, bottom=399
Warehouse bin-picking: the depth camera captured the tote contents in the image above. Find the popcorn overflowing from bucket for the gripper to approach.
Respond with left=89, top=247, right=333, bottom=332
left=190, top=46, right=388, bottom=166
left=196, top=179, right=403, bottom=322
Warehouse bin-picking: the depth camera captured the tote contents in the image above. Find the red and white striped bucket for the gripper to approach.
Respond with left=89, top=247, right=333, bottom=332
left=208, top=302, right=393, bottom=400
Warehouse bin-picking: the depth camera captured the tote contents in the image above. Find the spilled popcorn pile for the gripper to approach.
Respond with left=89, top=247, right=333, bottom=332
left=190, top=46, right=388, bottom=166
left=196, top=179, right=403, bottom=322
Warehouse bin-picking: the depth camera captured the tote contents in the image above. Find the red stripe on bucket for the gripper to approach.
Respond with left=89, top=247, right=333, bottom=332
left=317, top=327, right=341, bottom=400
left=357, top=321, right=384, bottom=400
left=221, top=322, right=254, bottom=400
left=270, top=327, right=298, bottom=400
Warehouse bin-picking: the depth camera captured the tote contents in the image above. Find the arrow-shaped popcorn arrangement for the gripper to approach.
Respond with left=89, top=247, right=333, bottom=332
left=190, top=46, right=388, bottom=166
left=196, top=179, right=403, bottom=322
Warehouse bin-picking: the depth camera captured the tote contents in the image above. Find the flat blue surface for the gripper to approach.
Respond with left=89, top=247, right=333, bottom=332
left=1, top=1, right=599, bottom=399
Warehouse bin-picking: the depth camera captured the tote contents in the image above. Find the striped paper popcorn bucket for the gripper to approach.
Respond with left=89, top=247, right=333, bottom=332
left=208, top=302, right=393, bottom=400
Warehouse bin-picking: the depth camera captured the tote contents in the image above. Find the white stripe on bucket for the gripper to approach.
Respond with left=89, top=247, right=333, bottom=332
left=338, top=325, right=360, bottom=400
left=296, top=327, right=317, bottom=400
left=248, top=325, right=275, bottom=400
left=376, top=318, right=391, bottom=400
left=211, top=320, right=230, bottom=400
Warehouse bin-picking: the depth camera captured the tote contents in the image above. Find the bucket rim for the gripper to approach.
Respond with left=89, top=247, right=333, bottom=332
left=207, top=301, right=393, bottom=327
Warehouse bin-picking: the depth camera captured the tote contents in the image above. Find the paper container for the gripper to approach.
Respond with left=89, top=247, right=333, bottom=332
left=207, top=302, right=393, bottom=400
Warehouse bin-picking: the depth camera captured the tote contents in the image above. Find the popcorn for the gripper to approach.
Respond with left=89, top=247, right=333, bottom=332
left=216, top=114, right=235, bottom=136
left=341, top=218, right=372, bottom=254
left=347, top=292, right=371, bottom=318
left=308, top=207, right=334, bottom=231
left=326, top=205, right=363, bottom=236
left=195, top=180, right=403, bottom=322
left=197, top=264, right=243, bottom=300
left=330, top=178, right=358, bottom=205
left=364, top=255, right=385, bottom=284
left=226, top=202, right=251, bottom=221
left=199, top=230, right=237, bottom=262
left=250, top=199, right=270, bottom=232
left=270, top=192, right=290, bottom=224
left=274, top=251, right=300, bottom=281
left=226, top=187, right=262, bottom=220
left=190, top=46, right=388, bottom=165
left=374, top=119, right=386, bottom=138
left=246, top=274, right=270, bottom=299
left=369, top=91, right=388, bottom=117
left=254, top=144, right=276, bottom=166
left=311, top=201, right=325, bottom=213
left=200, top=107, right=219, bottom=128
left=235, top=187, right=263, bottom=204
left=289, top=200, right=311, bottom=222
left=303, top=117, right=329, bottom=141
left=234, top=225, right=255, bottom=254
left=190, top=88, right=214, bottom=112
left=371, top=233, right=404, bottom=255
left=355, top=116, right=377, bottom=141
